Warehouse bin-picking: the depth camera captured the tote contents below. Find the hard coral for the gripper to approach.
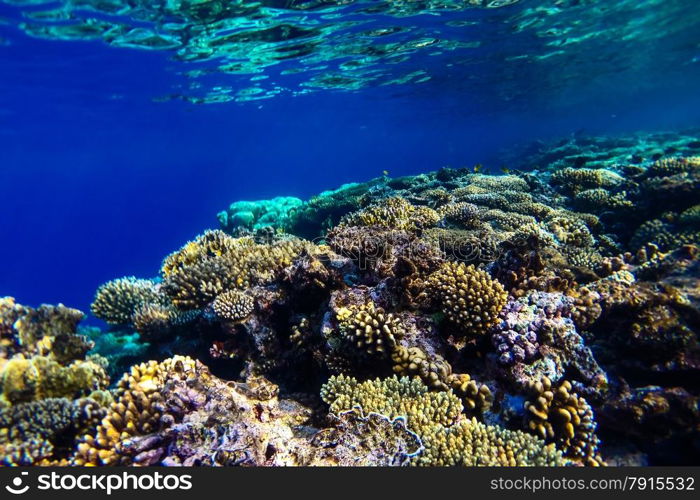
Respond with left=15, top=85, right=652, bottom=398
left=160, top=230, right=312, bottom=309
left=322, top=375, right=563, bottom=466
left=211, top=289, right=254, bottom=322
left=0, top=397, right=106, bottom=465
left=524, top=377, right=604, bottom=466
left=340, top=196, right=440, bottom=232
left=91, top=277, right=166, bottom=325
left=426, top=262, right=507, bottom=336
left=336, top=302, right=404, bottom=357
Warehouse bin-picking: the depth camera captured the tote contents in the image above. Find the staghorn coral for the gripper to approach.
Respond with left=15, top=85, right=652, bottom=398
left=524, top=377, right=604, bottom=466
left=425, top=262, right=507, bottom=336
left=321, top=375, right=563, bottom=466
left=211, top=289, right=254, bottom=322
left=91, top=277, right=167, bottom=325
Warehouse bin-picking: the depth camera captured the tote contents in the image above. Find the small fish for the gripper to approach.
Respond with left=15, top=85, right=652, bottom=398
left=382, top=170, right=390, bottom=176
left=500, top=166, right=511, bottom=174
left=473, top=163, right=483, bottom=173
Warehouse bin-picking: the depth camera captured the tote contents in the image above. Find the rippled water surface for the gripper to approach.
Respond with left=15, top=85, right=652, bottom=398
left=2, top=0, right=699, bottom=104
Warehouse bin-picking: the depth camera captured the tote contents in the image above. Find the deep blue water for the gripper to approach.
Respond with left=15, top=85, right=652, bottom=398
left=1, top=0, right=699, bottom=317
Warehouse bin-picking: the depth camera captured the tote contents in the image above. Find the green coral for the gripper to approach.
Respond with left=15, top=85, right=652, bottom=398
left=217, top=196, right=303, bottom=232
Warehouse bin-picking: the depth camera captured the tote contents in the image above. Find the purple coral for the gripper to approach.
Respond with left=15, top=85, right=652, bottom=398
left=492, top=291, right=573, bottom=366
left=491, top=291, right=606, bottom=393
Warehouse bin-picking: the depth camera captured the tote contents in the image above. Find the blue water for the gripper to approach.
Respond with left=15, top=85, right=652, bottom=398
left=1, top=0, right=699, bottom=316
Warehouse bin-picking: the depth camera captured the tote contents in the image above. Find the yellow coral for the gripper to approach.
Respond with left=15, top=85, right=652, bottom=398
left=91, top=277, right=166, bottom=325
left=212, top=290, right=254, bottom=321
left=340, top=196, right=440, bottom=231
left=391, top=345, right=452, bottom=391
left=524, top=377, right=604, bottom=466
left=161, top=232, right=313, bottom=309
left=321, top=375, right=563, bottom=466
left=551, top=167, right=624, bottom=194
left=337, top=302, right=404, bottom=357
left=426, top=262, right=507, bottom=336
left=0, top=356, right=109, bottom=406
left=74, top=356, right=199, bottom=466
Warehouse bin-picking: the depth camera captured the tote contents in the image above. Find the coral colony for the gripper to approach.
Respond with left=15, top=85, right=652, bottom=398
left=1, top=135, right=699, bottom=466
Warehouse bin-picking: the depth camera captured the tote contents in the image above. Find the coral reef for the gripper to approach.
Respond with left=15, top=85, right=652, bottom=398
left=5, top=133, right=700, bottom=467
left=0, top=298, right=111, bottom=464
left=321, top=375, right=564, bottom=466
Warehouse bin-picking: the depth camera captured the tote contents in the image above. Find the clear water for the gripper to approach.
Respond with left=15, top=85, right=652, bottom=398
left=1, top=0, right=699, bottom=314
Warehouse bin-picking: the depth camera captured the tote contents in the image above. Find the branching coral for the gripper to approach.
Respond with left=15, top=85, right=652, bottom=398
left=551, top=167, right=624, bottom=194
left=336, top=302, right=404, bottom=357
left=131, top=303, right=175, bottom=341
left=160, top=230, right=312, bottom=309
left=74, top=356, right=197, bottom=465
left=646, top=156, right=700, bottom=177
left=0, top=299, right=110, bottom=408
left=340, top=196, right=440, bottom=231
left=0, top=397, right=106, bottom=465
left=91, top=277, right=166, bottom=325
left=321, top=375, right=563, bottom=466
left=524, top=377, right=604, bottom=466
left=0, top=356, right=109, bottom=405
left=391, top=345, right=452, bottom=391
left=211, top=289, right=254, bottom=322
left=426, top=262, right=507, bottom=336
